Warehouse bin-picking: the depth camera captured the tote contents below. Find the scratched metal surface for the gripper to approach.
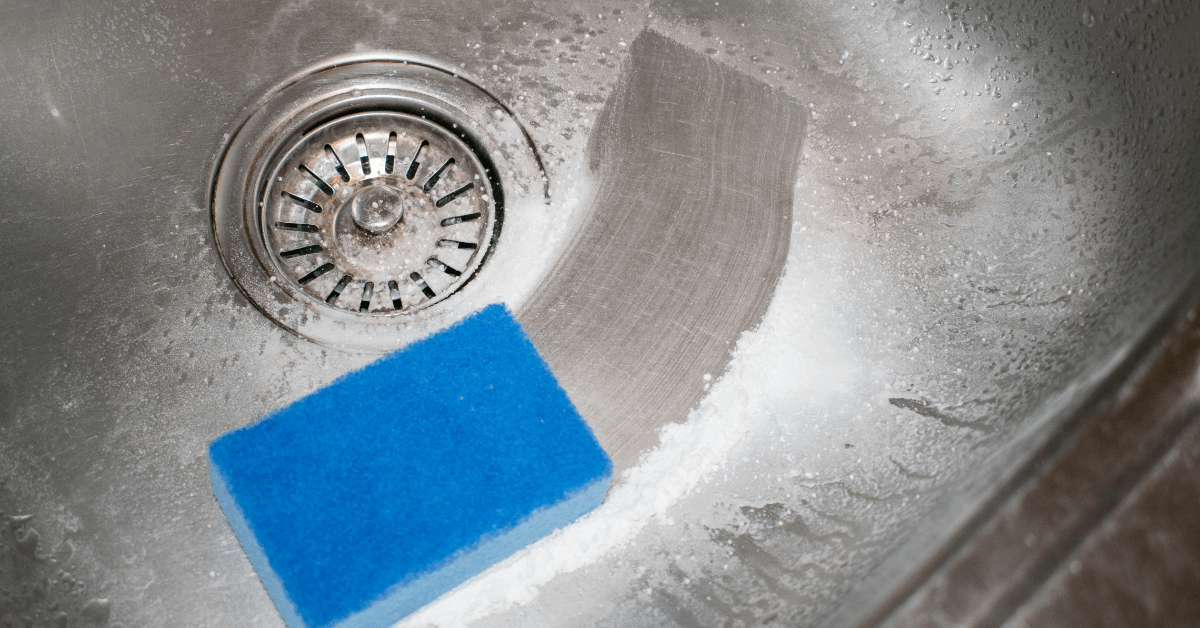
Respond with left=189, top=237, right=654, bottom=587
left=521, top=31, right=801, bottom=471
left=2, top=1, right=1200, bottom=627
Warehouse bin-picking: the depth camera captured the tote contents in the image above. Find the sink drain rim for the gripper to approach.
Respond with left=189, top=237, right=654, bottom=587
left=211, top=55, right=547, bottom=350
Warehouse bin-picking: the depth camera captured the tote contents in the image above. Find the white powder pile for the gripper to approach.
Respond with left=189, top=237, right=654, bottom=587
left=399, top=222, right=860, bottom=627
left=460, top=168, right=592, bottom=313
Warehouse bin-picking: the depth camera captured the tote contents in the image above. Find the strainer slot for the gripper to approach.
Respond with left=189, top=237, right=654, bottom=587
left=355, top=133, right=372, bottom=175
left=326, top=274, right=352, bottom=304
left=281, top=191, right=322, bottom=213
left=410, top=272, right=435, bottom=298
left=324, top=144, right=351, bottom=182
left=280, top=245, right=322, bottom=259
left=426, top=257, right=461, bottom=277
left=406, top=140, right=428, bottom=180
left=440, top=212, right=480, bottom=226
left=388, top=280, right=402, bottom=309
left=299, top=164, right=334, bottom=196
left=436, top=239, right=477, bottom=250
left=359, top=282, right=374, bottom=312
left=298, top=263, right=334, bottom=285
left=435, top=183, right=473, bottom=208
left=423, top=158, right=455, bottom=193
left=385, top=132, right=398, bottom=174
left=275, top=222, right=319, bottom=233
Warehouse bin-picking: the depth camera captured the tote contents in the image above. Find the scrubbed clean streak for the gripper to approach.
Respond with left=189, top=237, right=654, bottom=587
left=207, top=304, right=612, bottom=628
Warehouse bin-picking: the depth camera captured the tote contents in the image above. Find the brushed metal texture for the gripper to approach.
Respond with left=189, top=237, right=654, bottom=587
left=520, top=31, right=802, bottom=472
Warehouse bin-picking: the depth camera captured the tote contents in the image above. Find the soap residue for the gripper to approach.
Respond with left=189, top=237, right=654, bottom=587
left=399, top=224, right=858, bottom=627
left=457, top=164, right=592, bottom=314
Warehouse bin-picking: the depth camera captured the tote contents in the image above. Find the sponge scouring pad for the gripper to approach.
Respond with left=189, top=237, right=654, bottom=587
left=207, top=304, right=612, bottom=628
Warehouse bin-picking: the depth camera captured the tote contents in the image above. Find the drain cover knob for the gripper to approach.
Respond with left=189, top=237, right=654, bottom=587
left=350, top=185, right=407, bottom=235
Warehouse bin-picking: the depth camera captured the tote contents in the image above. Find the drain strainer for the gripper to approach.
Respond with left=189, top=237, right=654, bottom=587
left=212, top=56, right=546, bottom=349
left=266, top=112, right=496, bottom=313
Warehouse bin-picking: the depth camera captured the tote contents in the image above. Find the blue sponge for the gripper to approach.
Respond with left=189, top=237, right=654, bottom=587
left=208, top=305, right=612, bottom=628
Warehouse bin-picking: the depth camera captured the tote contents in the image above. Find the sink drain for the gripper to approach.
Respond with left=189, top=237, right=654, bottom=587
left=266, top=111, right=496, bottom=313
left=211, top=55, right=546, bottom=349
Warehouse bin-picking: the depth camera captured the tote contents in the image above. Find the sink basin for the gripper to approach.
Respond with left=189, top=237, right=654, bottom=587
left=2, top=1, right=1199, bottom=626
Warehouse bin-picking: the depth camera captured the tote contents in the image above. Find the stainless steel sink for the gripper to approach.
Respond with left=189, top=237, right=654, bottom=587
left=3, top=1, right=1199, bottom=626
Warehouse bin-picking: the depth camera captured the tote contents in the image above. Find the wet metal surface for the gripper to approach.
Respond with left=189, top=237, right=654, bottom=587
left=2, top=1, right=1200, bottom=627
left=856, top=297, right=1200, bottom=628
